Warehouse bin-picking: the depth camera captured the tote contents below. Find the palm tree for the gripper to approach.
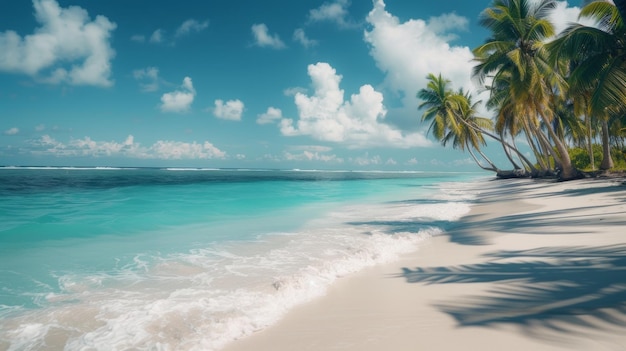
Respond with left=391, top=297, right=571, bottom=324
left=418, top=74, right=499, bottom=172
left=548, top=0, right=626, bottom=170
left=474, top=0, right=578, bottom=179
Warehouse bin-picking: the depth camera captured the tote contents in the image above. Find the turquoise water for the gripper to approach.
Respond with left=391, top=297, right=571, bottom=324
left=0, top=167, right=483, bottom=350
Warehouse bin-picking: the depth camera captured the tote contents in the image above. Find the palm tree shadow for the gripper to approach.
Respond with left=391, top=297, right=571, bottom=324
left=398, top=245, right=626, bottom=343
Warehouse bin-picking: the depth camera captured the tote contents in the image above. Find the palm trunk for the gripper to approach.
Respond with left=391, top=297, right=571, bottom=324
left=523, top=123, right=548, bottom=172
left=476, top=148, right=501, bottom=171
left=467, top=148, right=498, bottom=172
left=455, top=115, right=537, bottom=173
left=499, top=130, right=522, bottom=169
left=600, top=118, right=614, bottom=170
left=586, top=114, right=595, bottom=170
left=537, top=113, right=577, bottom=180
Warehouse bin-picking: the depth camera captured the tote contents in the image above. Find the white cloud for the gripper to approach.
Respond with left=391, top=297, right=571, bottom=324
left=548, top=1, right=597, bottom=36
left=364, top=0, right=476, bottom=114
left=284, top=87, right=307, bottom=96
left=257, top=107, right=283, bottom=124
left=150, top=29, right=164, bottom=43
left=35, top=124, right=46, bottom=132
left=385, top=158, right=397, bottom=165
left=130, top=34, right=145, bottom=43
left=251, top=23, right=286, bottom=49
left=0, top=0, right=116, bottom=87
left=160, top=76, right=196, bottom=113
left=150, top=140, right=226, bottom=159
left=308, top=0, right=355, bottom=28
left=176, top=19, right=209, bottom=37
left=293, top=28, right=318, bottom=48
left=406, top=157, right=418, bottom=165
left=4, top=127, right=19, bottom=135
left=133, top=67, right=160, bottom=92
left=284, top=150, right=344, bottom=163
left=31, top=134, right=227, bottom=160
left=289, top=145, right=333, bottom=152
left=350, top=153, right=381, bottom=166
left=214, top=99, right=244, bottom=121
left=280, top=62, right=430, bottom=148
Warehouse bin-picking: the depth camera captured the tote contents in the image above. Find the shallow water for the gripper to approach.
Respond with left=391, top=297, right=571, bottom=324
left=0, top=167, right=483, bottom=350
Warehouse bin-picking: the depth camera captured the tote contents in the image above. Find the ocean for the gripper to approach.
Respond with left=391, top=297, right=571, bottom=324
left=0, top=167, right=483, bottom=350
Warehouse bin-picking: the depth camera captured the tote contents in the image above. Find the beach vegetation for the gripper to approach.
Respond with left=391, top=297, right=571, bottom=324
left=418, top=0, right=626, bottom=181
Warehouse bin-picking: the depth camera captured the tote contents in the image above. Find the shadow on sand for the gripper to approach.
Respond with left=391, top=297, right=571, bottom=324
left=359, top=179, right=626, bottom=345
left=397, top=245, right=626, bottom=344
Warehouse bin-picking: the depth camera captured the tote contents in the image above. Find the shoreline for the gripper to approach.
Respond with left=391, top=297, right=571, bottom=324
left=223, top=177, right=626, bottom=351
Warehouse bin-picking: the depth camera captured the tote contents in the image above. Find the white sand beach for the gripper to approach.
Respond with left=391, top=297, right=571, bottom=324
left=224, top=177, right=626, bottom=351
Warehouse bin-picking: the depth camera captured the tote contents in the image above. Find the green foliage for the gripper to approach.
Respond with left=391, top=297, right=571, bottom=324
left=569, top=145, right=626, bottom=170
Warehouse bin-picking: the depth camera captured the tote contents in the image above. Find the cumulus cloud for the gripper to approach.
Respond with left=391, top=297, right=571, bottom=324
left=284, top=150, right=344, bottom=163
left=133, top=67, right=160, bottom=92
left=4, top=127, right=19, bottom=135
left=214, top=99, right=244, bottom=121
left=548, top=1, right=597, bottom=36
left=257, top=107, right=283, bottom=124
left=176, top=19, right=209, bottom=37
left=350, top=153, right=382, bottom=166
left=251, top=23, right=286, bottom=49
left=31, top=134, right=227, bottom=159
left=364, top=0, right=476, bottom=115
left=308, top=0, right=356, bottom=28
left=279, top=62, right=430, bottom=148
left=136, top=19, right=209, bottom=45
left=150, top=29, right=164, bottom=43
left=293, top=28, right=318, bottom=48
left=0, top=0, right=116, bottom=87
left=406, top=157, right=419, bottom=165
left=160, top=77, right=196, bottom=113
left=284, top=87, right=307, bottom=96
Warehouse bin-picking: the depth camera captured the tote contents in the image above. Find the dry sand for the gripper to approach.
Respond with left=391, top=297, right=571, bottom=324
left=223, top=177, right=626, bottom=351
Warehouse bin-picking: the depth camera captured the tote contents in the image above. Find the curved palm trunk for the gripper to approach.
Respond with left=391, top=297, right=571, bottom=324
left=537, top=114, right=578, bottom=180
left=586, top=114, right=595, bottom=170
left=600, top=118, right=614, bottom=170
left=467, top=148, right=499, bottom=172
left=523, top=123, right=549, bottom=172
left=456, top=116, right=537, bottom=173
left=476, top=148, right=501, bottom=171
left=499, top=129, right=522, bottom=169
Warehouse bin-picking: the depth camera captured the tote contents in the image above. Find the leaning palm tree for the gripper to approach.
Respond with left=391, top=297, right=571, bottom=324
left=548, top=0, right=626, bottom=170
left=418, top=74, right=499, bottom=172
left=474, top=0, right=578, bottom=179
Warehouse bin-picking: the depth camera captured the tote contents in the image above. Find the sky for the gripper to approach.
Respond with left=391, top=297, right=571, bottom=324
left=0, top=0, right=589, bottom=170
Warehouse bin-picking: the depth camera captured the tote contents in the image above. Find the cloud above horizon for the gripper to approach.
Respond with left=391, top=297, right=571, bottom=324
left=279, top=62, right=431, bottom=148
left=160, top=77, right=196, bottom=113
left=31, top=134, right=227, bottom=160
left=308, top=0, right=356, bottom=28
left=4, top=127, right=19, bottom=135
left=175, top=19, right=210, bottom=37
left=293, top=28, right=319, bottom=48
left=257, top=107, right=283, bottom=124
left=251, top=23, right=286, bottom=49
left=0, top=0, right=116, bottom=87
left=133, top=67, right=160, bottom=92
left=130, top=18, right=208, bottom=45
left=364, top=0, right=476, bottom=115
left=214, top=99, right=245, bottom=121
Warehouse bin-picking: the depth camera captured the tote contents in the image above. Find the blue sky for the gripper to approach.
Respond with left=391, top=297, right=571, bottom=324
left=0, top=0, right=587, bottom=170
